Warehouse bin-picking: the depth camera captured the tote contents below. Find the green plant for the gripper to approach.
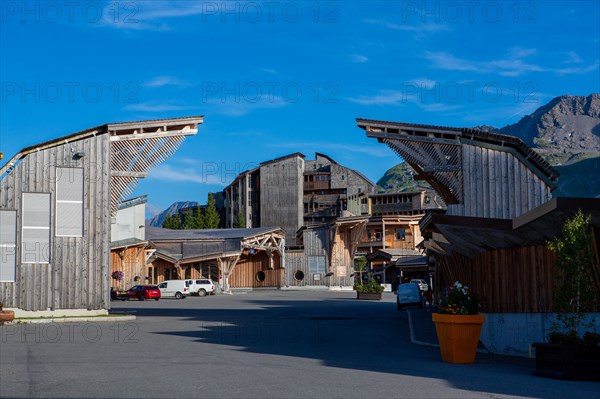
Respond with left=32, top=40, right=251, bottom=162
left=354, top=257, right=367, bottom=282
left=438, top=282, right=480, bottom=315
left=354, top=277, right=384, bottom=293
left=547, top=210, right=599, bottom=345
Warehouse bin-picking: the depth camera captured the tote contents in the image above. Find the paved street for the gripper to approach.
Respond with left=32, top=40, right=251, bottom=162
left=1, top=291, right=598, bottom=398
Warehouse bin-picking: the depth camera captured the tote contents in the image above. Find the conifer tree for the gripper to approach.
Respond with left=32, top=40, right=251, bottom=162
left=233, top=210, right=245, bottom=228
left=204, top=193, right=221, bottom=229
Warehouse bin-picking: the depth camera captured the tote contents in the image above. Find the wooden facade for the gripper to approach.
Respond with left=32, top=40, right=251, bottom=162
left=0, top=116, right=202, bottom=311
left=146, top=226, right=285, bottom=291
left=358, top=119, right=558, bottom=220
left=424, top=198, right=600, bottom=313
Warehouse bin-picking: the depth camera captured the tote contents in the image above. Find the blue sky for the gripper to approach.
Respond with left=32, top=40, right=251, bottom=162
left=1, top=1, right=599, bottom=216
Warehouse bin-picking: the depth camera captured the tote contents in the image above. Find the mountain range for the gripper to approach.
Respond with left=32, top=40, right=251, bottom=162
left=377, top=94, right=600, bottom=198
left=146, top=201, right=199, bottom=227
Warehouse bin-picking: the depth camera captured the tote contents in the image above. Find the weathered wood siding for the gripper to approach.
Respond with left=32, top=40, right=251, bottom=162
left=329, top=227, right=355, bottom=287
left=285, top=227, right=330, bottom=287
left=260, top=156, right=304, bottom=245
left=458, top=144, right=552, bottom=219
left=284, top=251, right=305, bottom=286
left=110, top=245, right=147, bottom=289
left=433, top=244, right=600, bottom=313
left=0, top=134, right=110, bottom=310
left=229, top=251, right=283, bottom=288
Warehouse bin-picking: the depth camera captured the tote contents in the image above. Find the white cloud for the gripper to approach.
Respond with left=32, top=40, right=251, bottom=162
left=148, top=164, right=228, bottom=186
left=350, top=54, right=369, bottom=63
left=363, top=19, right=448, bottom=33
left=98, top=2, right=212, bottom=31
left=346, top=90, right=409, bottom=106
left=124, top=103, right=198, bottom=113
left=144, top=76, right=192, bottom=88
left=268, top=141, right=394, bottom=158
left=564, top=51, right=584, bottom=64
left=423, top=50, right=599, bottom=76
left=204, top=96, right=289, bottom=116
left=346, top=78, right=438, bottom=106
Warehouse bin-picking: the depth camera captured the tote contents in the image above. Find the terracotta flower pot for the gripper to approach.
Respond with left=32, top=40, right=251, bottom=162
left=432, top=313, right=485, bottom=364
left=0, top=310, right=15, bottom=324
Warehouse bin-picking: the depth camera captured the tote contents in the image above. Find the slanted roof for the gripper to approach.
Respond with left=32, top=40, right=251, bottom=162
left=366, top=248, right=424, bottom=262
left=1, top=116, right=204, bottom=217
left=9, top=115, right=203, bottom=163
left=356, top=118, right=558, bottom=183
left=110, top=238, right=148, bottom=250
left=423, top=197, right=600, bottom=258
left=147, top=226, right=286, bottom=265
left=260, top=152, right=305, bottom=166
left=146, top=226, right=283, bottom=241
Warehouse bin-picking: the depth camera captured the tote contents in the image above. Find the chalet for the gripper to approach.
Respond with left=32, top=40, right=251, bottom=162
left=0, top=116, right=203, bottom=314
left=146, top=226, right=285, bottom=292
left=359, top=118, right=600, bottom=356
left=223, top=153, right=376, bottom=244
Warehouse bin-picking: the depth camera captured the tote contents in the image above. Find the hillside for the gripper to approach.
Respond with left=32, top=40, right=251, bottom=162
left=377, top=94, right=600, bottom=198
left=146, top=201, right=200, bottom=227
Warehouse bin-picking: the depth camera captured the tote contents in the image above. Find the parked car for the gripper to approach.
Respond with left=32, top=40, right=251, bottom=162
left=126, top=285, right=161, bottom=301
left=110, top=287, right=129, bottom=301
left=186, top=278, right=216, bottom=296
left=397, top=283, right=422, bottom=310
left=157, top=280, right=189, bottom=299
left=409, top=278, right=429, bottom=292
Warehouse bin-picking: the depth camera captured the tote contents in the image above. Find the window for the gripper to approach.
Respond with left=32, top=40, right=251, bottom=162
left=308, top=256, right=326, bottom=273
left=0, top=210, right=16, bottom=282
left=396, top=228, right=406, bottom=240
left=256, top=271, right=266, bottom=282
left=425, top=196, right=431, bottom=204
left=56, top=168, right=83, bottom=237
left=294, top=270, right=305, bottom=281
left=22, top=193, right=51, bottom=264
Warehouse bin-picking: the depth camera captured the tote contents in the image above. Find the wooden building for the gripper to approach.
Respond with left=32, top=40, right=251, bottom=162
left=359, top=118, right=600, bottom=355
left=145, top=226, right=285, bottom=291
left=358, top=119, right=558, bottom=219
left=284, top=218, right=366, bottom=289
left=420, top=197, right=600, bottom=313
left=0, top=116, right=203, bottom=311
left=224, top=153, right=376, bottom=244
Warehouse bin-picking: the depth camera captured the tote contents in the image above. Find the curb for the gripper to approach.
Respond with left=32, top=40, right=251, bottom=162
left=9, top=315, right=137, bottom=324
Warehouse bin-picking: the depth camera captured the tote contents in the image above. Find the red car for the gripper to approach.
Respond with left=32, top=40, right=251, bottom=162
left=125, top=285, right=161, bottom=301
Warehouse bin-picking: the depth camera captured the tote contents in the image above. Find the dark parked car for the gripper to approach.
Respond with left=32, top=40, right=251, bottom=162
left=110, top=288, right=129, bottom=301
left=112, top=285, right=161, bottom=301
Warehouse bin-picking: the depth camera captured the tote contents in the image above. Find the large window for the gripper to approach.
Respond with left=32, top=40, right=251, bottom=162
left=22, top=193, right=51, bottom=264
left=56, top=168, right=83, bottom=237
left=0, top=210, right=16, bottom=282
left=308, top=255, right=326, bottom=273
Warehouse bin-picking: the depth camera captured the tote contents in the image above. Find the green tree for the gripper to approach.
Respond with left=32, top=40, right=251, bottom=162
left=233, top=210, right=245, bottom=228
left=204, top=193, right=221, bottom=229
left=182, top=208, right=196, bottom=229
left=193, top=207, right=205, bottom=229
left=548, top=210, right=598, bottom=342
left=162, top=213, right=180, bottom=229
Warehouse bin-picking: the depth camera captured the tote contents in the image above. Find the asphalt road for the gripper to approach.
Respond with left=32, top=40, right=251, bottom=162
left=1, top=291, right=598, bottom=398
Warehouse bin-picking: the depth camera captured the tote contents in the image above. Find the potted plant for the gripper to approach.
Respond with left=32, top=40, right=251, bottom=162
left=533, top=210, right=600, bottom=381
left=354, top=276, right=384, bottom=300
left=432, top=282, right=485, bottom=364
